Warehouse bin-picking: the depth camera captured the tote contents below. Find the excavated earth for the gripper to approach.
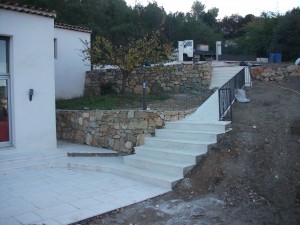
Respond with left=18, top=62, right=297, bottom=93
left=74, top=76, right=300, bottom=225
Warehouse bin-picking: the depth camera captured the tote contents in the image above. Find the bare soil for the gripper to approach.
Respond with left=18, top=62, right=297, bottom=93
left=74, top=77, right=300, bottom=225
left=146, top=90, right=214, bottom=111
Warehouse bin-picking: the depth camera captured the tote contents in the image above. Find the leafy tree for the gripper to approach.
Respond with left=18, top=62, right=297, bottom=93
left=81, top=31, right=172, bottom=94
left=203, top=7, right=219, bottom=28
left=190, top=1, right=219, bottom=28
left=164, top=12, right=186, bottom=44
left=133, top=2, right=167, bottom=34
left=270, top=7, right=300, bottom=61
left=190, top=1, right=205, bottom=20
left=164, top=1, right=221, bottom=49
left=220, top=14, right=255, bottom=39
left=237, top=12, right=279, bottom=56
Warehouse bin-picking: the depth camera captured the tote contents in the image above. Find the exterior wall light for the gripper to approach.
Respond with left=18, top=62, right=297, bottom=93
left=29, top=89, right=34, bottom=101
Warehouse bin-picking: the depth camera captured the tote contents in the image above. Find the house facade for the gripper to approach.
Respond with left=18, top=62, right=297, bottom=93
left=0, top=2, right=90, bottom=150
left=54, top=23, right=91, bottom=99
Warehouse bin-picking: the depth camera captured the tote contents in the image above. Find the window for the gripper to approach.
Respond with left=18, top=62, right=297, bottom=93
left=0, top=37, right=11, bottom=145
left=54, top=38, right=57, bottom=59
left=185, top=41, right=192, bottom=47
left=0, top=37, right=9, bottom=74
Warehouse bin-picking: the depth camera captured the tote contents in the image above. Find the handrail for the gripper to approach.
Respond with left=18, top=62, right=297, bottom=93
left=218, top=68, right=245, bottom=121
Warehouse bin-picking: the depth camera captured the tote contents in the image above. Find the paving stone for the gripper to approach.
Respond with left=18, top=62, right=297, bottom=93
left=0, top=217, right=20, bottom=225
left=0, top=143, right=170, bottom=225
left=55, top=209, right=98, bottom=225
left=69, top=198, right=102, bottom=209
left=15, top=212, right=43, bottom=224
left=35, top=203, right=78, bottom=220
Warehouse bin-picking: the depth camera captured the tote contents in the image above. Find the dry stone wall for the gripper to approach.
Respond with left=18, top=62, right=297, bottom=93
left=251, top=63, right=300, bottom=81
left=56, top=109, right=195, bottom=153
left=84, top=63, right=212, bottom=95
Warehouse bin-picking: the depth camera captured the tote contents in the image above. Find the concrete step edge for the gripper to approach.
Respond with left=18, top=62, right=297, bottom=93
left=167, top=120, right=231, bottom=125
left=156, top=129, right=220, bottom=135
left=145, top=137, right=214, bottom=145
left=134, top=146, right=206, bottom=156
left=124, top=154, right=195, bottom=168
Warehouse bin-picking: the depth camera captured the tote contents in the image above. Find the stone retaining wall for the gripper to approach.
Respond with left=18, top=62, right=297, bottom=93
left=251, top=63, right=300, bottom=81
left=84, top=63, right=212, bottom=95
left=56, top=109, right=195, bottom=153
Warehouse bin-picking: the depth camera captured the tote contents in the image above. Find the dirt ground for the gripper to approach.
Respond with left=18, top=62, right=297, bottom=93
left=74, top=76, right=300, bottom=225
left=146, top=90, right=214, bottom=111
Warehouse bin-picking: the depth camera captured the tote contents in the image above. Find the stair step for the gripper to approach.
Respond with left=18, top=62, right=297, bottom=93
left=123, top=154, right=195, bottom=176
left=66, top=163, right=180, bottom=189
left=106, top=164, right=182, bottom=189
left=155, top=129, right=218, bottom=142
left=144, top=137, right=212, bottom=151
left=165, top=121, right=230, bottom=133
left=134, top=145, right=206, bottom=164
left=67, top=152, right=121, bottom=157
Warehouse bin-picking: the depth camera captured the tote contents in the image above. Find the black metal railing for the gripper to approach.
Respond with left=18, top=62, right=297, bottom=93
left=218, top=68, right=245, bottom=121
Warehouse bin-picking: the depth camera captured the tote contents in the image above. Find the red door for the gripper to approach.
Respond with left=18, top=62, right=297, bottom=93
left=0, top=79, right=9, bottom=142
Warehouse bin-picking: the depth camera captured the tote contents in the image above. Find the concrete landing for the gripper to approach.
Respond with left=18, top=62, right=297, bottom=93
left=0, top=142, right=169, bottom=225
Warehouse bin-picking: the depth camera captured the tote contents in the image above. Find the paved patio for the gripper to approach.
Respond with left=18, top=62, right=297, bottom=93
left=0, top=142, right=169, bottom=225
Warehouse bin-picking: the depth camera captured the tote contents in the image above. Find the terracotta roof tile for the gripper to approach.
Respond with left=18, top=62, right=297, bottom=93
left=0, top=1, right=56, bottom=18
left=55, top=22, right=92, bottom=33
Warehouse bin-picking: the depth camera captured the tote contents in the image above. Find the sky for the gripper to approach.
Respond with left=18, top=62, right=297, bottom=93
left=125, top=0, right=300, bottom=18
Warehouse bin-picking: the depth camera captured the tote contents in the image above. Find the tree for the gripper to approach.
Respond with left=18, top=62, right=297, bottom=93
left=133, top=2, right=167, bottom=34
left=191, top=1, right=206, bottom=20
left=81, top=31, right=172, bottom=94
left=270, top=7, right=300, bottom=61
left=220, top=14, right=255, bottom=39
left=203, top=7, right=219, bottom=28
left=237, top=12, right=279, bottom=56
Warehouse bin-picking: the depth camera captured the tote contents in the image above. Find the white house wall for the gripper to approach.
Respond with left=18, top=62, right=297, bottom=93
left=0, top=9, right=57, bottom=150
left=54, top=28, right=90, bottom=99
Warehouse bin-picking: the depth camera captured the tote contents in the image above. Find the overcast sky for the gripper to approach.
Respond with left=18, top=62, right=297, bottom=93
left=125, top=0, right=300, bottom=18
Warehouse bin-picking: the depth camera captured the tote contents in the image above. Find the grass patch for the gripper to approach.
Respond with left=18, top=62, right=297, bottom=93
left=56, top=93, right=169, bottom=110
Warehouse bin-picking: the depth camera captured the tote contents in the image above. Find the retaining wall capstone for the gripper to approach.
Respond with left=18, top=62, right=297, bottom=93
left=56, top=109, right=195, bottom=153
left=84, top=63, right=212, bottom=95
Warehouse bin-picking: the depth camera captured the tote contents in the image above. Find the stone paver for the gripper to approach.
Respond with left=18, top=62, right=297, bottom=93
left=0, top=142, right=170, bottom=225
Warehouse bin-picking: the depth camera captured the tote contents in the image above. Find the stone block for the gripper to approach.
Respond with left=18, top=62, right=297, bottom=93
left=113, top=139, right=120, bottom=151
left=291, top=72, right=300, bottom=77
left=128, top=110, right=135, bottom=118
left=156, top=118, right=164, bottom=127
left=287, top=65, right=300, bottom=73
left=136, top=111, right=149, bottom=119
left=78, top=117, right=83, bottom=125
left=136, top=133, right=151, bottom=146
left=85, top=133, right=93, bottom=145
left=125, top=141, right=133, bottom=149
left=148, top=118, right=156, bottom=127
left=120, top=123, right=128, bottom=129
left=82, top=112, right=90, bottom=118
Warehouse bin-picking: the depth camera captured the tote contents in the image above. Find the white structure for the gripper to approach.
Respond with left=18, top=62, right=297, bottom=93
left=54, top=23, right=91, bottom=99
left=0, top=2, right=90, bottom=150
left=216, top=41, right=222, bottom=61
left=178, top=41, right=184, bottom=61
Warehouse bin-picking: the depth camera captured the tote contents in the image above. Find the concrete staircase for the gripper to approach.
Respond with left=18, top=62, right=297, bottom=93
left=120, top=120, right=229, bottom=189
left=115, top=65, right=246, bottom=189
